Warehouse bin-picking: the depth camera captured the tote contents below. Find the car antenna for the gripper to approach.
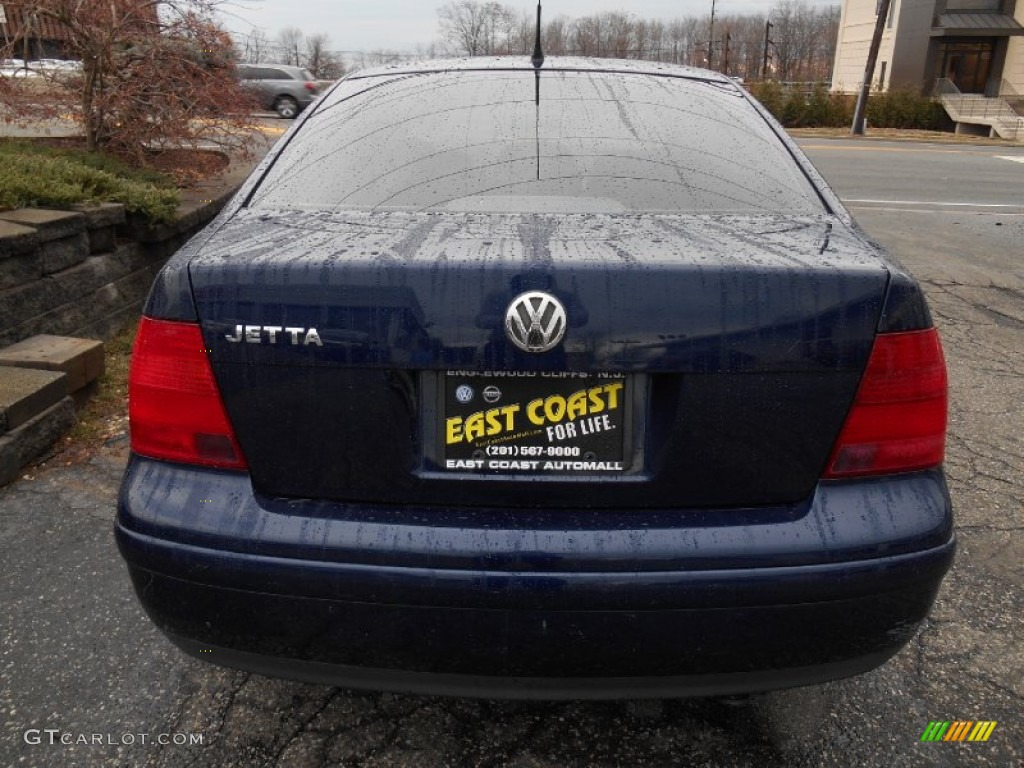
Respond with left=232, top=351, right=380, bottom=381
left=531, top=1, right=544, bottom=178
left=531, top=2, right=544, bottom=69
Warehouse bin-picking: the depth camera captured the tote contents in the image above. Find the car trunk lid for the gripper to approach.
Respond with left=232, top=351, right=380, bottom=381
left=188, top=209, right=888, bottom=508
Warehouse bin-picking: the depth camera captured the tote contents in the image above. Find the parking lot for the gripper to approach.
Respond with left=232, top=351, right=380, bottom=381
left=1, top=137, right=1022, bottom=767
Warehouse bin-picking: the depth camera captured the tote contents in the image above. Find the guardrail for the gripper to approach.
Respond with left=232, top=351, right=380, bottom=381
left=935, top=78, right=1023, bottom=141
left=993, top=79, right=1024, bottom=117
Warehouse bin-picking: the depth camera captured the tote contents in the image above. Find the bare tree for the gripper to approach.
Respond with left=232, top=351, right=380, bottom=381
left=481, top=2, right=516, bottom=54
left=240, top=28, right=272, bottom=64
left=427, top=1, right=839, bottom=80
left=573, top=13, right=600, bottom=56
left=665, top=17, right=702, bottom=65
left=713, top=14, right=767, bottom=79
left=506, top=9, right=534, bottom=55
left=604, top=12, right=634, bottom=58
left=769, top=0, right=832, bottom=81
left=637, top=20, right=667, bottom=62
left=305, top=33, right=344, bottom=79
left=0, top=0, right=259, bottom=161
left=438, top=1, right=491, bottom=56
left=277, top=27, right=304, bottom=67
left=542, top=14, right=571, bottom=56
left=814, top=5, right=841, bottom=81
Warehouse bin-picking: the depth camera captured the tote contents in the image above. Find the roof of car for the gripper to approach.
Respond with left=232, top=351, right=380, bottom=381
left=345, top=56, right=736, bottom=86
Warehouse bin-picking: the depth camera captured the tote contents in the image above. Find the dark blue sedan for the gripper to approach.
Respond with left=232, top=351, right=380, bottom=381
left=116, top=56, right=954, bottom=699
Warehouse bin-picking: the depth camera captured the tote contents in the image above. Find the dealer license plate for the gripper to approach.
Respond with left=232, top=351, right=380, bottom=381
left=442, top=371, right=629, bottom=474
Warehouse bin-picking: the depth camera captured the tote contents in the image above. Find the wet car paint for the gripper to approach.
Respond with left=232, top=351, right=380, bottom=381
left=118, top=57, right=954, bottom=697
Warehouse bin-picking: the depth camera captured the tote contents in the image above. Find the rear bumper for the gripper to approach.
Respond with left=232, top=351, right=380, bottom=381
left=116, top=456, right=955, bottom=698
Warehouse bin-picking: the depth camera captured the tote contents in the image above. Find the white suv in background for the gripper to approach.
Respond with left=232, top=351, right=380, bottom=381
left=238, top=63, right=320, bottom=118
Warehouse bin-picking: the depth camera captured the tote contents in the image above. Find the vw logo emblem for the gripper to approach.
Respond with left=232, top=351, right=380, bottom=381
left=505, top=291, right=567, bottom=354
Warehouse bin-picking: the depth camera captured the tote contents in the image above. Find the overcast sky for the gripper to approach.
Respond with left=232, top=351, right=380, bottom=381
left=221, top=0, right=829, bottom=54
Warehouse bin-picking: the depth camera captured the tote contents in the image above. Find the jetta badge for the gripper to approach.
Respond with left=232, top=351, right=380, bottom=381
left=505, top=291, right=567, bottom=354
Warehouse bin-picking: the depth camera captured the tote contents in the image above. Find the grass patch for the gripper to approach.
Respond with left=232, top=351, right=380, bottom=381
left=0, top=139, right=180, bottom=223
left=68, top=323, right=136, bottom=448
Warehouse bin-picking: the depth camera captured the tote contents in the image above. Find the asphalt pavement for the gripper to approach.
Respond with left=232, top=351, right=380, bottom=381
left=1, top=136, right=1022, bottom=767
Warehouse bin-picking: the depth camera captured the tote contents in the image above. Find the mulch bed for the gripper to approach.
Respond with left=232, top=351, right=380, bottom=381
left=146, top=147, right=230, bottom=186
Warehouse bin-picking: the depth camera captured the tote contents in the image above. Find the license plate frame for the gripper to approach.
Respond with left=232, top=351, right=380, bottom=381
left=441, top=371, right=631, bottom=475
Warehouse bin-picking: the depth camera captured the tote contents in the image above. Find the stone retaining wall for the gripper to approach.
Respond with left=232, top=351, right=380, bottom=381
left=0, top=201, right=222, bottom=346
left=0, top=192, right=234, bottom=485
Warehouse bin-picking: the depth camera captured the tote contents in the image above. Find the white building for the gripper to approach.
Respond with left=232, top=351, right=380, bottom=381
left=832, top=0, right=1024, bottom=136
left=833, top=0, right=1024, bottom=94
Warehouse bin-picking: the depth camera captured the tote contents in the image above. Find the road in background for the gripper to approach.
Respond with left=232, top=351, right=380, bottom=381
left=800, top=138, right=1024, bottom=281
left=800, top=139, right=1024, bottom=211
left=1, top=138, right=1021, bottom=768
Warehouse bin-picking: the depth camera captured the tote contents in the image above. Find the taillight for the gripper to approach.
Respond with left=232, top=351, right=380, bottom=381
left=304, top=82, right=317, bottom=92
left=824, top=328, right=947, bottom=478
left=129, top=317, right=247, bottom=470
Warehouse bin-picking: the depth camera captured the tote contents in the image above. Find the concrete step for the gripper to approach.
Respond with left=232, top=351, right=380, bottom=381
left=0, top=334, right=106, bottom=486
left=0, top=335, right=105, bottom=394
left=0, top=397, right=76, bottom=486
left=0, top=366, right=67, bottom=435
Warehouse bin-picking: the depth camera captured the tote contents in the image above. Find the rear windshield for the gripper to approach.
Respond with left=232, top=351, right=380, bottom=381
left=249, top=69, right=824, bottom=215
